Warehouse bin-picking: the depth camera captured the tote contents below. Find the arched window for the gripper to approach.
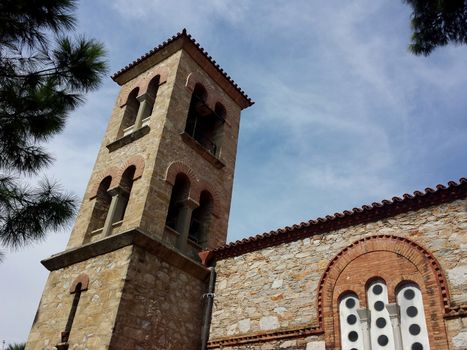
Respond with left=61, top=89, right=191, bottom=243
left=185, top=84, right=225, bottom=156
left=89, top=176, right=112, bottom=233
left=120, top=87, right=140, bottom=137
left=188, top=190, right=213, bottom=246
left=366, top=279, right=395, bottom=349
left=59, top=274, right=88, bottom=346
left=339, top=292, right=364, bottom=350
left=165, top=174, right=190, bottom=231
left=113, top=166, right=136, bottom=223
left=143, top=75, right=160, bottom=120
left=397, top=283, right=430, bottom=350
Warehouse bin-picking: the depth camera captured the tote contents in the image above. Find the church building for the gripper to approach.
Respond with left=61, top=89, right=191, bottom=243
left=25, top=30, right=466, bottom=350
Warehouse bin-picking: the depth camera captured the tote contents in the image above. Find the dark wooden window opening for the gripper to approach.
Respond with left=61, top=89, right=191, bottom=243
left=165, top=174, right=190, bottom=231
left=188, top=190, right=213, bottom=246
left=185, top=84, right=225, bottom=157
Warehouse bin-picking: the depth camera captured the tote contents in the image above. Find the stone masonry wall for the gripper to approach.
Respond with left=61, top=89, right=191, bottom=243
left=26, top=246, right=132, bottom=350
left=109, top=245, right=208, bottom=349
left=66, top=51, right=182, bottom=249
left=142, top=49, right=242, bottom=251
left=209, top=199, right=467, bottom=349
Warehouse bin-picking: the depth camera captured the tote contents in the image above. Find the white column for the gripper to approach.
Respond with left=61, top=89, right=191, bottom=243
left=101, top=188, right=122, bottom=237
left=175, top=198, right=199, bottom=251
left=357, top=308, right=371, bottom=350
left=134, top=93, right=149, bottom=130
left=386, top=303, right=403, bottom=350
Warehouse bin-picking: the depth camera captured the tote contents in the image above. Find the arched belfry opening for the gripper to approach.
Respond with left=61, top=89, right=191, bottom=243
left=165, top=173, right=191, bottom=232
left=87, top=176, right=112, bottom=236
left=188, top=190, right=213, bottom=247
left=120, top=87, right=140, bottom=137
left=185, top=84, right=225, bottom=156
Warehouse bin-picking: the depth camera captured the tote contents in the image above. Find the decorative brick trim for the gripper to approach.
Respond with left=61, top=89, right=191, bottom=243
left=117, top=67, right=168, bottom=107
left=88, top=167, right=120, bottom=199
left=118, top=154, right=145, bottom=181
left=112, top=29, right=254, bottom=109
left=208, top=178, right=467, bottom=262
left=193, top=180, right=221, bottom=217
left=185, top=71, right=201, bottom=92
left=118, top=86, right=140, bottom=108
left=207, top=324, right=322, bottom=348
left=318, top=235, right=450, bottom=349
left=185, top=72, right=223, bottom=112
left=138, top=67, right=168, bottom=97
left=444, top=304, right=467, bottom=319
left=69, top=273, right=89, bottom=294
left=165, top=161, right=199, bottom=188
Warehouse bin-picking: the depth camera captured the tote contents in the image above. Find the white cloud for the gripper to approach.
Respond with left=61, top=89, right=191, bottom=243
left=2, top=0, right=467, bottom=344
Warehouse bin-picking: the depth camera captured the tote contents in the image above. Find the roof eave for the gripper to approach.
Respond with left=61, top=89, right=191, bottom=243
left=111, top=30, right=254, bottom=110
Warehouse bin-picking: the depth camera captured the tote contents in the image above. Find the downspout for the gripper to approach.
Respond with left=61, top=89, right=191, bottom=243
left=201, top=264, right=216, bottom=350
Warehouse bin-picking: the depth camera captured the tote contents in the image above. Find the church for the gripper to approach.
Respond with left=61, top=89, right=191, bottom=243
left=25, top=30, right=466, bottom=350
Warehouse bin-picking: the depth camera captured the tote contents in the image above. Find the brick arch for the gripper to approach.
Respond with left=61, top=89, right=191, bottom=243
left=118, top=67, right=168, bottom=107
left=193, top=180, right=221, bottom=217
left=88, top=167, right=120, bottom=199
left=118, top=86, right=140, bottom=107
left=117, top=155, right=145, bottom=184
left=165, top=161, right=200, bottom=196
left=138, top=67, right=169, bottom=97
left=317, top=234, right=450, bottom=349
left=185, top=72, right=222, bottom=111
left=69, top=273, right=89, bottom=294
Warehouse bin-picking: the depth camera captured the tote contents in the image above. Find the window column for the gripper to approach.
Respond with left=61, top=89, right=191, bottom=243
left=357, top=308, right=371, bottom=350
left=175, top=198, right=199, bottom=250
left=101, top=187, right=125, bottom=237
left=386, top=303, right=403, bottom=350
left=134, top=93, right=149, bottom=130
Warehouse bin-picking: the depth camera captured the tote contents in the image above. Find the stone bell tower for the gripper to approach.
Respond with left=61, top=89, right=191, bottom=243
left=25, top=29, right=253, bottom=350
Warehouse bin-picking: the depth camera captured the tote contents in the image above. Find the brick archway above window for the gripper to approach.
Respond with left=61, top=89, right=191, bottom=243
left=185, top=72, right=222, bottom=111
left=165, top=161, right=199, bottom=188
left=137, top=67, right=168, bottom=99
left=118, top=67, right=168, bottom=107
left=69, top=273, right=89, bottom=294
left=317, top=234, right=451, bottom=349
left=88, top=167, right=120, bottom=199
left=118, top=155, right=145, bottom=183
left=193, top=180, right=221, bottom=218
left=88, top=155, right=145, bottom=199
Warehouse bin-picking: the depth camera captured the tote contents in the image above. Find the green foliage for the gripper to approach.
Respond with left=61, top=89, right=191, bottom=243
left=6, top=343, right=26, bottom=350
left=0, top=0, right=108, bottom=252
left=405, top=0, right=467, bottom=55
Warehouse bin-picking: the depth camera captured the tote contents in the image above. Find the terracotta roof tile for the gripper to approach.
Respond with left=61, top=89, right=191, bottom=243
left=111, top=29, right=253, bottom=107
left=205, top=178, right=467, bottom=262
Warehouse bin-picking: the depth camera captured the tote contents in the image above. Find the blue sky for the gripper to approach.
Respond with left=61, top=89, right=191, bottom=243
left=1, top=0, right=466, bottom=344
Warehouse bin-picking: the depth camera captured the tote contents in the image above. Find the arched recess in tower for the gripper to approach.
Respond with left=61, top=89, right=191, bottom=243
left=119, top=87, right=140, bottom=137
left=165, top=173, right=191, bottom=232
left=87, top=176, right=112, bottom=235
left=188, top=190, right=213, bottom=247
left=185, top=83, right=225, bottom=156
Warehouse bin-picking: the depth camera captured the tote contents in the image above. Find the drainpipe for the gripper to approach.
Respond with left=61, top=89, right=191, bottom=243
left=201, top=265, right=216, bottom=350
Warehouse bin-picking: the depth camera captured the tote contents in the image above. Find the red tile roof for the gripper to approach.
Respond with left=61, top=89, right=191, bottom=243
left=111, top=29, right=253, bottom=107
left=204, top=178, right=467, bottom=263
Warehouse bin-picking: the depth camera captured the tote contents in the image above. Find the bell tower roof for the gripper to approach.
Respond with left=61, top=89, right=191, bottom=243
left=111, top=29, right=254, bottom=109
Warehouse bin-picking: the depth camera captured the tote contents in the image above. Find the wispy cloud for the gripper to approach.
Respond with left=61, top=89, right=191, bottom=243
left=2, top=0, right=467, bottom=344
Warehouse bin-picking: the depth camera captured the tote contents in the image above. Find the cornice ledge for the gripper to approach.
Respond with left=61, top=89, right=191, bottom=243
left=41, top=228, right=209, bottom=279
left=207, top=324, right=323, bottom=348
left=106, top=125, right=150, bottom=152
